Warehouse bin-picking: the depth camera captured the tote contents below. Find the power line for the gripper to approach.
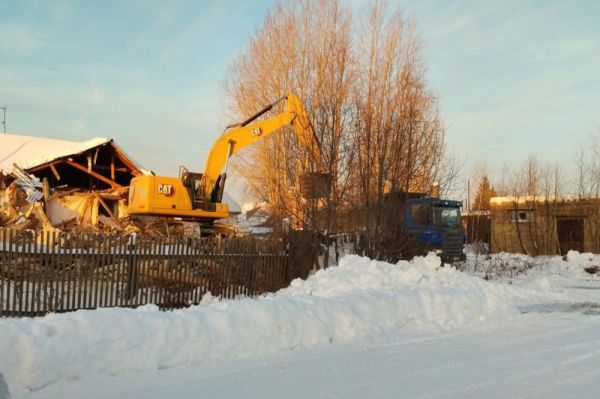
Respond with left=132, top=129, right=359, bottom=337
left=1, top=106, right=6, bottom=133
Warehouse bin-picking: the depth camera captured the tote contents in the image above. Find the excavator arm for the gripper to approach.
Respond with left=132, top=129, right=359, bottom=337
left=201, top=94, right=321, bottom=200
left=127, top=93, right=325, bottom=223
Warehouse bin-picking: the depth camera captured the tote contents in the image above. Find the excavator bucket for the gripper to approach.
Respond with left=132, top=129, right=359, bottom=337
left=299, top=172, right=331, bottom=199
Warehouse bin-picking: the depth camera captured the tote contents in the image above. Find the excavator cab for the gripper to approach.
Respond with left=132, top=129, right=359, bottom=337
left=179, top=167, right=207, bottom=210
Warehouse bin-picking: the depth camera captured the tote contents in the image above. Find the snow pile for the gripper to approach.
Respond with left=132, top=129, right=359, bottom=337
left=463, top=250, right=600, bottom=281
left=460, top=250, right=600, bottom=308
left=0, top=253, right=519, bottom=393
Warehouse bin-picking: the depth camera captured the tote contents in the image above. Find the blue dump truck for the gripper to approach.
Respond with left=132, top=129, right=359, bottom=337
left=350, top=191, right=466, bottom=263
left=403, top=196, right=466, bottom=263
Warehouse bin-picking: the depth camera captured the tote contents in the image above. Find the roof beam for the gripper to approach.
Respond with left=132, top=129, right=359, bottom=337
left=65, top=160, right=123, bottom=189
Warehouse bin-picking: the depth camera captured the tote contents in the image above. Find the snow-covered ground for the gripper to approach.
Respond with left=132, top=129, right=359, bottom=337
left=1, top=251, right=599, bottom=398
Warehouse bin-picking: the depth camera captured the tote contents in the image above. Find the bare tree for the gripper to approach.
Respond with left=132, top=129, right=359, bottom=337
left=224, top=0, right=448, bottom=262
left=575, top=131, right=600, bottom=250
left=346, top=2, right=446, bottom=260
left=224, top=0, right=354, bottom=237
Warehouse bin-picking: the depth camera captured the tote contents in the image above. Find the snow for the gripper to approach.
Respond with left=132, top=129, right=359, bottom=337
left=490, top=195, right=581, bottom=205
left=25, top=313, right=600, bottom=399
left=1, top=251, right=600, bottom=398
left=237, top=201, right=272, bottom=234
left=0, top=133, right=111, bottom=173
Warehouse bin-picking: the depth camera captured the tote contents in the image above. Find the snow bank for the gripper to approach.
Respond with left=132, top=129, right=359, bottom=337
left=461, top=250, right=600, bottom=308
left=0, top=253, right=520, bottom=393
left=463, top=250, right=600, bottom=282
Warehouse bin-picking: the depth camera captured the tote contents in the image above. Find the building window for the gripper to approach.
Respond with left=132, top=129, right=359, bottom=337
left=509, top=210, right=533, bottom=223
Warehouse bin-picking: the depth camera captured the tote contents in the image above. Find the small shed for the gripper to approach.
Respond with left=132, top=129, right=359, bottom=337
left=489, top=195, right=600, bottom=256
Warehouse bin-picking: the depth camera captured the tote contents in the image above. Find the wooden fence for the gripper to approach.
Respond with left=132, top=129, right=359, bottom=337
left=0, top=229, right=316, bottom=317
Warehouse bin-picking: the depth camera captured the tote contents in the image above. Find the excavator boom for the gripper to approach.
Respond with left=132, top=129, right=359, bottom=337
left=202, top=94, right=320, bottom=199
left=127, top=94, right=322, bottom=224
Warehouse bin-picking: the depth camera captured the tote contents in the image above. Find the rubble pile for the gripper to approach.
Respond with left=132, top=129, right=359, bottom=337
left=0, top=134, right=152, bottom=235
left=1, top=163, right=137, bottom=233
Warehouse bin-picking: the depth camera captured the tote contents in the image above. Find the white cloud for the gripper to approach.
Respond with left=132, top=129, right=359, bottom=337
left=0, top=23, right=43, bottom=56
left=88, top=79, right=106, bottom=106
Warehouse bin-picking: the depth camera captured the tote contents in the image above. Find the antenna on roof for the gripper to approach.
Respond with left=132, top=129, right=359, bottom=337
left=1, top=106, right=6, bottom=133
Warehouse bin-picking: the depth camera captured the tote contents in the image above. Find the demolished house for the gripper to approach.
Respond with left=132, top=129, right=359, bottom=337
left=0, top=133, right=147, bottom=232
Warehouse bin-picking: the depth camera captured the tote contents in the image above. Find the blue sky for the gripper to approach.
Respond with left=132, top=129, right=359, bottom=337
left=1, top=0, right=599, bottom=197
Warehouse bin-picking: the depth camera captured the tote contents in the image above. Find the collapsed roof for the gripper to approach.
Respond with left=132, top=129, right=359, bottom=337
left=0, top=133, right=150, bottom=189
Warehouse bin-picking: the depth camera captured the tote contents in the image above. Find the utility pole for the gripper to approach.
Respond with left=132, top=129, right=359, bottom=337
left=467, top=179, right=470, bottom=212
left=1, top=106, right=6, bottom=133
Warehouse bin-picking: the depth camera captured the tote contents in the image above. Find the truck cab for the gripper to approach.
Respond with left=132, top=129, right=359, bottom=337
left=404, top=197, right=466, bottom=263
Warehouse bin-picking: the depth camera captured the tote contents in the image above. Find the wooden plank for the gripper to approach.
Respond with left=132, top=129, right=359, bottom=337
left=65, top=160, right=123, bottom=189
left=75, top=233, right=83, bottom=310
left=111, top=144, right=142, bottom=176
left=139, top=236, right=150, bottom=306
left=90, top=164, right=130, bottom=174
left=92, top=191, right=122, bottom=227
left=185, top=238, right=195, bottom=304
left=7, top=230, right=15, bottom=316
left=85, top=233, right=94, bottom=309
left=40, top=230, right=47, bottom=314
left=95, top=233, right=103, bottom=309
left=161, top=237, right=170, bottom=306
left=47, top=230, right=56, bottom=312
left=88, top=233, right=95, bottom=309
left=221, top=238, right=230, bottom=299
left=91, top=234, right=100, bottom=309
left=174, top=237, right=184, bottom=308
left=0, top=230, right=6, bottom=316
left=52, top=232, right=66, bottom=312
left=67, top=232, right=76, bottom=311
left=113, top=235, right=123, bottom=308
left=46, top=188, right=80, bottom=201
left=179, top=238, right=188, bottom=305
left=22, top=233, right=32, bottom=316
left=189, top=238, right=199, bottom=305
left=61, top=231, right=69, bottom=311
left=99, top=234, right=109, bottom=308
left=108, top=235, right=119, bottom=308
left=42, top=178, right=50, bottom=203
left=156, top=236, right=166, bottom=306
left=150, top=237, right=163, bottom=306
left=110, top=155, right=115, bottom=180
left=80, top=233, right=88, bottom=309
left=120, top=234, right=129, bottom=307
left=196, top=238, right=206, bottom=304
left=183, top=237, right=193, bottom=305
left=249, top=239, right=255, bottom=296
left=58, top=231, right=67, bottom=312
left=34, top=231, right=41, bottom=314
left=49, top=163, right=61, bottom=181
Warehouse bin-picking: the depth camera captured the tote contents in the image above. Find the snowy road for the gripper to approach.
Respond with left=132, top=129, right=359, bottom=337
left=26, top=311, right=600, bottom=399
left=4, top=252, right=600, bottom=398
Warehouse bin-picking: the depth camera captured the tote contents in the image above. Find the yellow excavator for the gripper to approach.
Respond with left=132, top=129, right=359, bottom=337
left=127, top=94, right=325, bottom=226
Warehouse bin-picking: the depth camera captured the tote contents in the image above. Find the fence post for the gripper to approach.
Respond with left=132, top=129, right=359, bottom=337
left=125, top=234, right=139, bottom=302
